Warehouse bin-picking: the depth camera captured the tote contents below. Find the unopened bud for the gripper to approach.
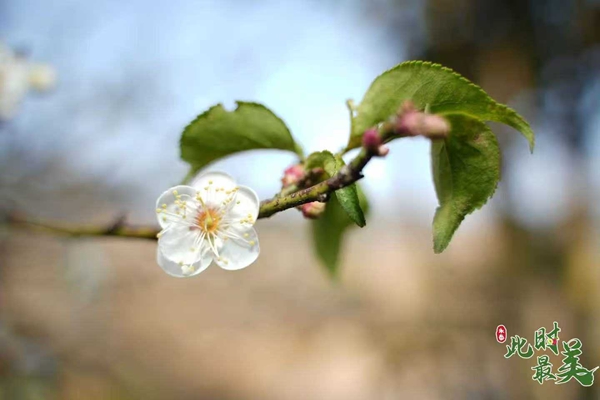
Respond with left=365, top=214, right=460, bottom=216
left=377, top=145, right=390, bottom=157
left=281, top=164, right=305, bottom=187
left=418, top=114, right=450, bottom=138
left=300, top=201, right=326, bottom=219
left=395, top=101, right=450, bottom=139
left=362, top=128, right=381, bottom=151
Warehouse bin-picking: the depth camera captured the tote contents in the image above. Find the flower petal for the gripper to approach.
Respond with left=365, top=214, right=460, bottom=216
left=227, top=185, right=260, bottom=224
left=214, top=228, right=260, bottom=271
left=156, top=247, right=212, bottom=278
left=155, top=185, right=198, bottom=229
left=158, top=225, right=208, bottom=265
left=190, top=171, right=239, bottom=208
left=190, top=171, right=236, bottom=189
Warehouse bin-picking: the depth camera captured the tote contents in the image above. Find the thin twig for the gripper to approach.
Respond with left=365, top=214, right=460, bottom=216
left=6, top=120, right=405, bottom=239
left=6, top=215, right=159, bottom=240
left=258, top=146, right=373, bottom=219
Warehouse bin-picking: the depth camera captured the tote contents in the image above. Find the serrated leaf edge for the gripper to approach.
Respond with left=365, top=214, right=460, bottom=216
left=351, top=61, right=535, bottom=152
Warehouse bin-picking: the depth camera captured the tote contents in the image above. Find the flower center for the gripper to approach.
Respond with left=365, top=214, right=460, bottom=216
left=195, top=208, right=221, bottom=234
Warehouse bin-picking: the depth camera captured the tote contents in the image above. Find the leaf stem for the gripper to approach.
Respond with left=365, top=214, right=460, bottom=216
left=180, top=169, right=196, bottom=185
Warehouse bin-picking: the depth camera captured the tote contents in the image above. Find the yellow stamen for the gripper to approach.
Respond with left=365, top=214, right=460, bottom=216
left=197, top=194, right=207, bottom=208
left=195, top=208, right=221, bottom=234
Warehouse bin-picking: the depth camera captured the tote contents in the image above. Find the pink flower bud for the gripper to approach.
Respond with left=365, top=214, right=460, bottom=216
left=362, top=128, right=381, bottom=151
left=396, top=110, right=420, bottom=135
left=281, top=164, right=305, bottom=187
left=300, top=201, right=326, bottom=219
left=395, top=102, right=450, bottom=139
left=419, top=114, right=450, bottom=138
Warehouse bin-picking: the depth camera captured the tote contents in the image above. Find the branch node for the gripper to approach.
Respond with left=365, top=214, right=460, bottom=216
left=317, top=193, right=330, bottom=202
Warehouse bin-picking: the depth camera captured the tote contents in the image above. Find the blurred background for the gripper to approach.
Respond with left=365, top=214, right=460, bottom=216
left=1, top=0, right=599, bottom=398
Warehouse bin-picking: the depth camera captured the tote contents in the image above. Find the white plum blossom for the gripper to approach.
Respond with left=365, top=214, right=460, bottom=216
left=155, top=172, right=260, bottom=277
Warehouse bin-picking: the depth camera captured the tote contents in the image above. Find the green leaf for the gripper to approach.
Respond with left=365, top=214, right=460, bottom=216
left=312, top=196, right=349, bottom=277
left=181, top=101, right=302, bottom=173
left=304, top=151, right=366, bottom=227
left=348, top=61, right=534, bottom=152
left=356, top=184, right=369, bottom=215
left=325, top=155, right=366, bottom=228
left=304, top=150, right=334, bottom=171
left=312, top=184, right=369, bottom=277
left=431, top=114, right=501, bottom=253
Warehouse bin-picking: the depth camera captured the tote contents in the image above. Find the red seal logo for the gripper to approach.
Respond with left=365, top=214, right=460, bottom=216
left=496, top=325, right=507, bottom=343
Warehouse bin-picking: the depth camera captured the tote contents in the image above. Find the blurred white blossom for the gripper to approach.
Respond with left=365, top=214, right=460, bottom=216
left=0, top=42, right=56, bottom=120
